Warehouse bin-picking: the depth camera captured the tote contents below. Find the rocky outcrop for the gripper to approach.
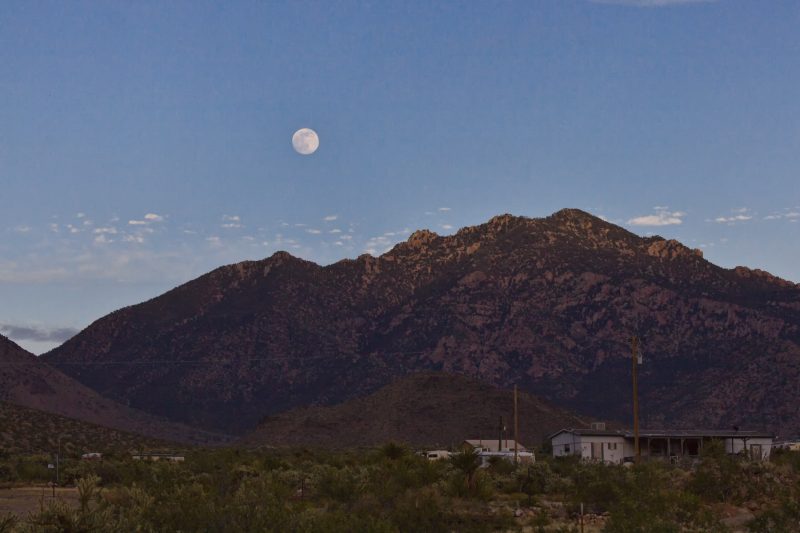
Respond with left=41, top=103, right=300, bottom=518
left=44, top=210, right=800, bottom=436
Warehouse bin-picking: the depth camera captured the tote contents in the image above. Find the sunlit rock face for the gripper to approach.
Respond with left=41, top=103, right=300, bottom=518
left=44, top=209, right=800, bottom=436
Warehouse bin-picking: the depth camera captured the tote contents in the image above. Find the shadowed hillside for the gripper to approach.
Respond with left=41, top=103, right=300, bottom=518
left=1, top=334, right=229, bottom=445
left=0, top=401, right=169, bottom=455
left=239, top=372, right=592, bottom=449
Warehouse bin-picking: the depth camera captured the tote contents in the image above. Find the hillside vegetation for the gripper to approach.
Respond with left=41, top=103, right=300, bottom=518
left=0, top=402, right=168, bottom=456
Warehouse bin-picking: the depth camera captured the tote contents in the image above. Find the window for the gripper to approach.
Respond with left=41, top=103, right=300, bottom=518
left=564, top=444, right=571, bottom=454
left=608, top=442, right=617, bottom=450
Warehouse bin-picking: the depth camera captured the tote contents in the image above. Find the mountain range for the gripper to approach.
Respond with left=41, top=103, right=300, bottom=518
left=38, top=209, right=800, bottom=438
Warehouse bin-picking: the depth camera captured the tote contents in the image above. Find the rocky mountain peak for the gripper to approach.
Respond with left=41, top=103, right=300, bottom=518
left=405, top=228, right=439, bottom=249
left=646, top=239, right=704, bottom=261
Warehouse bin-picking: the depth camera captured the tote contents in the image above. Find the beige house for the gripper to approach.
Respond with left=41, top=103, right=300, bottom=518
left=550, top=428, right=775, bottom=464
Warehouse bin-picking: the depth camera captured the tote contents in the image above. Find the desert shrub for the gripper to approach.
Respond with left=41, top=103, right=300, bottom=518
left=13, top=456, right=51, bottom=482
left=0, top=513, right=16, bottom=533
left=567, top=461, right=627, bottom=513
left=688, top=440, right=745, bottom=503
left=771, top=449, right=800, bottom=472
left=747, top=497, right=800, bottom=533
left=294, top=508, right=396, bottom=533
left=380, top=442, right=409, bottom=461
left=390, top=487, right=449, bottom=532
left=315, top=464, right=363, bottom=504
left=445, top=469, right=494, bottom=500
left=486, top=455, right=516, bottom=475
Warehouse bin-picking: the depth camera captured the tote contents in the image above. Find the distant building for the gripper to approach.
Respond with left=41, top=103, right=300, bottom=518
left=775, top=440, right=800, bottom=452
left=463, top=439, right=535, bottom=466
left=422, top=450, right=451, bottom=461
left=550, top=428, right=775, bottom=464
left=131, top=453, right=185, bottom=463
left=81, top=452, right=102, bottom=461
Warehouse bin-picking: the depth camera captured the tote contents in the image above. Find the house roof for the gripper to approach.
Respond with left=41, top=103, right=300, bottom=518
left=549, top=428, right=775, bottom=440
left=464, top=439, right=528, bottom=452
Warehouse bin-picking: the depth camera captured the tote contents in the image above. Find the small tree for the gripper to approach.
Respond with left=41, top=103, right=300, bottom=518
left=450, top=448, right=482, bottom=491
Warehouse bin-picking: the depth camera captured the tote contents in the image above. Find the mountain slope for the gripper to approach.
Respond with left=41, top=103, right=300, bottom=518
left=0, top=401, right=168, bottom=455
left=1, top=335, right=228, bottom=445
left=44, top=209, right=800, bottom=435
left=239, top=372, right=591, bottom=448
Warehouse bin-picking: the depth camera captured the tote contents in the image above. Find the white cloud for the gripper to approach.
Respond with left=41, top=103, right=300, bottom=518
left=714, top=215, right=752, bottom=224
left=206, top=236, right=222, bottom=246
left=76, top=213, right=86, bottom=219
left=438, top=207, right=451, bottom=212
left=628, top=208, right=685, bottom=226
left=306, top=229, right=322, bottom=234
left=93, top=227, right=118, bottom=234
left=128, top=220, right=147, bottom=226
left=13, top=226, right=32, bottom=233
left=323, top=215, right=338, bottom=222
left=329, top=229, right=342, bottom=234
left=93, top=234, right=113, bottom=245
left=764, top=210, right=800, bottom=221
left=440, top=224, right=454, bottom=230
left=144, top=213, right=164, bottom=222
left=221, top=215, right=243, bottom=229
left=123, top=234, right=145, bottom=244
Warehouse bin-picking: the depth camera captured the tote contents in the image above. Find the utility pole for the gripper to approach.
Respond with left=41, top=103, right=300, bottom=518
left=498, top=416, right=504, bottom=452
left=514, top=385, right=519, bottom=464
left=632, top=336, right=640, bottom=464
left=56, top=435, right=61, bottom=486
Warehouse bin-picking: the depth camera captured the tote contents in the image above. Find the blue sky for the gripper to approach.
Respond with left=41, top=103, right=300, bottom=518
left=1, top=0, right=798, bottom=353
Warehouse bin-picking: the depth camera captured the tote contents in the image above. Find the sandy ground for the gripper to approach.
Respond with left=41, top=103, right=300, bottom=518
left=0, top=485, right=79, bottom=518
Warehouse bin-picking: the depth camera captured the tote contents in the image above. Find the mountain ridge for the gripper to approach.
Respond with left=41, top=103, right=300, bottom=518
left=43, top=209, right=800, bottom=436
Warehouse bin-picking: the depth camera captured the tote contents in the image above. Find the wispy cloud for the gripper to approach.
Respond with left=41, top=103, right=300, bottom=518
left=714, top=215, right=752, bottom=224
left=438, top=207, right=451, bottom=212
left=221, top=215, right=243, bottom=229
left=129, top=213, right=166, bottom=226
left=323, top=215, right=338, bottom=222
left=0, top=323, right=79, bottom=343
left=713, top=208, right=753, bottom=224
left=628, top=207, right=686, bottom=227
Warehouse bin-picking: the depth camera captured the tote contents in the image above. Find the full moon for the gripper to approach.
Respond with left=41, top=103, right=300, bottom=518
left=292, top=128, right=319, bottom=155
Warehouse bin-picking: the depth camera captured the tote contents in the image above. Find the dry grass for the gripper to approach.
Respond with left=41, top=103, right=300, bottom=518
left=0, top=485, right=79, bottom=518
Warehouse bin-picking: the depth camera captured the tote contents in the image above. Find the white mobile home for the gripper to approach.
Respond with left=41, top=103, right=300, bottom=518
left=550, top=428, right=774, bottom=464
